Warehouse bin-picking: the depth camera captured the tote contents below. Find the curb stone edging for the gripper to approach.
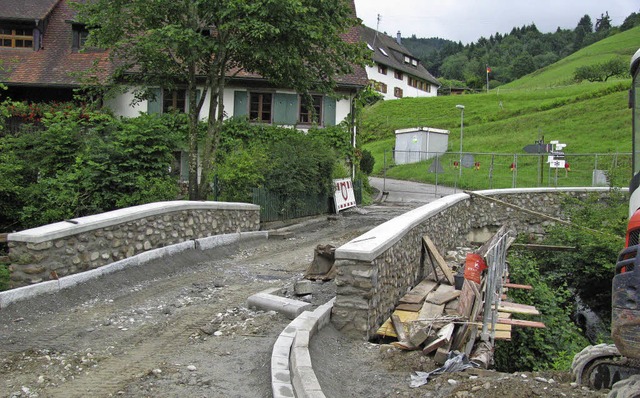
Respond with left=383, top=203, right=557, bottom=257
left=271, top=298, right=335, bottom=398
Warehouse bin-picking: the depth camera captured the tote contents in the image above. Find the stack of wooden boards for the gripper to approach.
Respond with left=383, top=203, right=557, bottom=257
left=376, top=235, right=545, bottom=368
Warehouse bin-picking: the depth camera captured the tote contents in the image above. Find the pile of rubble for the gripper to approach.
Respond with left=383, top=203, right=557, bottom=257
left=376, top=227, right=545, bottom=371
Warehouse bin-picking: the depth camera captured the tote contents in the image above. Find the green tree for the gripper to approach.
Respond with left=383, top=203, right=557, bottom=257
left=75, top=0, right=367, bottom=200
left=620, top=12, right=640, bottom=31
left=574, top=57, right=629, bottom=82
left=595, top=11, right=612, bottom=32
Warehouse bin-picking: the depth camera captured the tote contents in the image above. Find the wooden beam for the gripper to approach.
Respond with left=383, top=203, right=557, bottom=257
left=503, top=282, right=533, bottom=290
left=496, top=318, right=546, bottom=329
left=423, top=236, right=455, bottom=285
left=496, top=302, right=540, bottom=316
left=510, top=243, right=577, bottom=252
left=377, top=310, right=420, bottom=337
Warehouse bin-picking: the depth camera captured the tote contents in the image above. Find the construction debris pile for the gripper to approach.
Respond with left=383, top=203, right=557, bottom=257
left=376, top=226, right=545, bottom=372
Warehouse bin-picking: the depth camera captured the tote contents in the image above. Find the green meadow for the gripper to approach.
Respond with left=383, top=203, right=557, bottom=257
left=361, top=27, right=639, bottom=190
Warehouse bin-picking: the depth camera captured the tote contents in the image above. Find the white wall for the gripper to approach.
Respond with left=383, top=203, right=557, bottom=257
left=105, top=89, right=147, bottom=118
left=366, top=65, right=437, bottom=100
left=110, top=86, right=354, bottom=127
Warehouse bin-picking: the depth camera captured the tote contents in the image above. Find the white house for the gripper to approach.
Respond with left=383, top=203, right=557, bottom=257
left=361, top=26, right=440, bottom=100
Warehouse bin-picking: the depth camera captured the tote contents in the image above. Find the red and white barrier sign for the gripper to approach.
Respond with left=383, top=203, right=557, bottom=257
left=333, top=178, right=356, bottom=213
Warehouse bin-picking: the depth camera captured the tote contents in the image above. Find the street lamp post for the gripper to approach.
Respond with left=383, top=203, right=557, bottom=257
left=456, top=104, right=465, bottom=179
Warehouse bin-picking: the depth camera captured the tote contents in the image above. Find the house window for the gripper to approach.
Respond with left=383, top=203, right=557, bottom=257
left=394, top=87, right=403, bottom=98
left=72, top=24, right=90, bottom=51
left=404, top=55, right=410, bottom=64
left=378, top=64, right=387, bottom=75
left=394, top=70, right=403, bottom=80
left=249, top=92, right=273, bottom=122
left=0, top=26, right=33, bottom=48
left=411, top=59, right=418, bottom=66
left=299, top=95, right=323, bottom=124
left=163, top=89, right=187, bottom=113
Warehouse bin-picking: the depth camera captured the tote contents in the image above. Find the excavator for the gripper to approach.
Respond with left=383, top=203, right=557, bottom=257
left=571, top=49, right=640, bottom=397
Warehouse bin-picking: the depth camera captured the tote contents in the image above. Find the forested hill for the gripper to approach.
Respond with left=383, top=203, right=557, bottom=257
left=400, top=10, right=640, bottom=90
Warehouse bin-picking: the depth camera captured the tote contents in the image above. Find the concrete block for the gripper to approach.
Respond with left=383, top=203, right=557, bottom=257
left=291, top=346, right=312, bottom=370
left=271, top=369, right=291, bottom=384
left=290, top=314, right=318, bottom=335
left=294, top=280, right=313, bottom=296
left=272, top=382, right=295, bottom=398
left=0, top=280, right=57, bottom=308
left=272, top=335, right=293, bottom=359
left=291, top=366, right=323, bottom=398
left=293, top=330, right=310, bottom=348
left=247, top=292, right=312, bottom=320
left=271, top=353, right=289, bottom=372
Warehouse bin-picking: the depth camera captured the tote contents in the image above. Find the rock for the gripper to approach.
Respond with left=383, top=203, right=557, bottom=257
left=187, top=365, right=197, bottom=371
left=152, top=369, right=162, bottom=376
left=200, top=325, right=216, bottom=335
left=447, top=379, right=458, bottom=385
left=534, top=377, right=548, bottom=383
left=214, top=331, right=223, bottom=337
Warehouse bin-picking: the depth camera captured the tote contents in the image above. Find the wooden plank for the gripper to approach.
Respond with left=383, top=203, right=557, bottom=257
left=469, top=322, right=512, bottom=332
left=503, top=282, right=533, bottom=290
left=399, top=293, right=426, bottom=304
left=377, top=310, right=420, bottom=337
left=494, top=330, right=511, bottom=340
left=496, top=302, right=540, bottom=315
left=422, top=323, right=455, bottom=355
left=510, top=243, right=577, bottom=252
left=498, top=312, right=512, bottom=319
left=391, top=314, right=408, bottom=342
left=396, top=303, right=422, bottom=312
left=497, top=318, right=546, bottom=329
left=423, top=236, right=455, bottom=285
left=434, top=339, right=453, bottom=364
left=410, top=279, right=439, bottom=297
left=418, top=302, right=445, bottom=320
left=455, top=279, right=476, bottom=317
left=426, top=286, right=461, bottom=305
left=0, top=233, right=7, bottom=243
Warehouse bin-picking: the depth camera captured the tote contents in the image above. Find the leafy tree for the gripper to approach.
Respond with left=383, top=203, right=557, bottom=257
left=620, top=12, right=640, bottom=31
left=75, top=0, right=367, bottom=200
left=595, top=11, right=612, bottom=32
left=574, top=57, right=628, bottom=82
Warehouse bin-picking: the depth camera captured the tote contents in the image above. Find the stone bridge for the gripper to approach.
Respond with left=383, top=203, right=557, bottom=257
left=332, top=187, right=622, bottom=340
left=5, top=201, right=260, bottom=290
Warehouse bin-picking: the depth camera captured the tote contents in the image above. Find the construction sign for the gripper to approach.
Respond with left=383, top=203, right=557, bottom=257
left=333, top=178, right=356, bottom=213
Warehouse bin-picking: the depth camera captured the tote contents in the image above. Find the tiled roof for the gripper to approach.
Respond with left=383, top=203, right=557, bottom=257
left=0, top=0, right=112, bottom=87
left=1, top=0, right=367, bottom=90
left=0, top=0, right=60, bottom=21
left=361, top=25, right=440, bottom=86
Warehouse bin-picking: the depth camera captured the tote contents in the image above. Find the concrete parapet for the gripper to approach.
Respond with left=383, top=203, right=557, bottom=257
left=247, top=289, right=313, bottom=319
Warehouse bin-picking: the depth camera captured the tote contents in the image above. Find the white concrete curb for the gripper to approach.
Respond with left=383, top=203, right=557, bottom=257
left=271, top=298, right=335, bottom=398
left=0, top=231, right=268, bottom=309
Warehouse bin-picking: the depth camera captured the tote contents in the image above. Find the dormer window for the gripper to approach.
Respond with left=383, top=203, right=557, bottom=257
left=411, top=59, right=418, bottom=66
left=0, top=26, right=33, bottom=49
left=379, top=47, right=388, bottom=57
left=72, top=24, right=90, bottom=51
left=366, top=43, right=374, bottom=51
left=404, top=55, right=410, bottom=63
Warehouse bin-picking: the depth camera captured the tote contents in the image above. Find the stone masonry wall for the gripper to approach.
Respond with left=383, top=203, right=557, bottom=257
left=7, top=202, right=260, bottom=287
left=333, top=188, right=620, bottom=339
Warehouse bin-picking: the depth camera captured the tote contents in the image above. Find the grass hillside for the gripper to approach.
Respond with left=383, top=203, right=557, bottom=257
left=361, top=26, right=640, bottom=189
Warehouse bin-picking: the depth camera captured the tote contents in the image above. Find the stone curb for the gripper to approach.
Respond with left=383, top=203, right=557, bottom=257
left=271, top=298, right=335, bottom=398
left=0, top=231, right=268, bottom=309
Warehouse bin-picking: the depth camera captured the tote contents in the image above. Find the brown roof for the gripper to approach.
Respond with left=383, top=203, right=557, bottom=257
left=0, top=0, right=112, bottom=87
left=1, top=0, right=366, bottom=90
left=0, top=0, right=59, bottom=21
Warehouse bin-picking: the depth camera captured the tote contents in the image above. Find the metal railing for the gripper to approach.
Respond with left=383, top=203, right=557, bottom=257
left=251, top=180, right=363, bottom=223
left=384, top=149, right=630, bottom=190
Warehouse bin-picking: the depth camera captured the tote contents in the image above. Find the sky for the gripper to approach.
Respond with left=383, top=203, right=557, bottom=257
left=353, top=0, right=639, bottom=44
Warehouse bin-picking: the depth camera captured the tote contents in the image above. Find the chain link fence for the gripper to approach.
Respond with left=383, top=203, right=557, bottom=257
left=385, top=150, right=631, bottom=190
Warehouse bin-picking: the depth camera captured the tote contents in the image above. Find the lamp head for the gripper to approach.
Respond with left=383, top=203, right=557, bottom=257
left=456, top=105, right=465, bottom=110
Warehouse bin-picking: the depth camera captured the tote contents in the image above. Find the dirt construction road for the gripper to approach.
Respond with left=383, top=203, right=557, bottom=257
left=0, top=200, right=609, bottom=398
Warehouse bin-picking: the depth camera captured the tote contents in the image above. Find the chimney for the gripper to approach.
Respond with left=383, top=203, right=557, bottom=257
left=396, top=31, right=401, bottom=45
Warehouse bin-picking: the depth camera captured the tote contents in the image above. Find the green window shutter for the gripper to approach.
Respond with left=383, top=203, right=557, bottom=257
left=273, top=93, right=298, bottom=125
left=233, top=91, right=248, bottom=117
left=147, top=88, right=162, bottom=114
left=322, top=96, right=337, bottom=127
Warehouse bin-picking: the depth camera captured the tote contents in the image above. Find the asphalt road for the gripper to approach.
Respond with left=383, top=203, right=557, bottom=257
left=369, top=177, right=459, bottom=204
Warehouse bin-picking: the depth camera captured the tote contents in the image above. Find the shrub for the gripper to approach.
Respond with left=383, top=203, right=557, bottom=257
left=360, top=149, right=375, bottom=175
